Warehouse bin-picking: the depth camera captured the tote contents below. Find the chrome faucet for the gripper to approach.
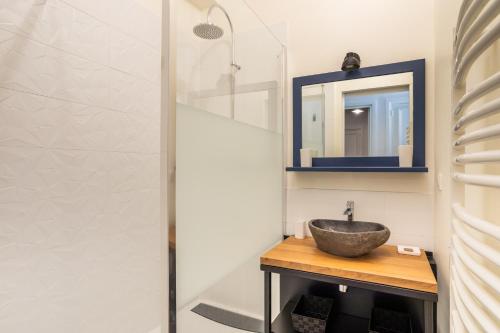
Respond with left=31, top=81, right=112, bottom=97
left=344, top=201, right=354, bottom=222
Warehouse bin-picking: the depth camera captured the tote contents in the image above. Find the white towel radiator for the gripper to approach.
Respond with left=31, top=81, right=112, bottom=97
left=451, top=0, right=500, bottom=332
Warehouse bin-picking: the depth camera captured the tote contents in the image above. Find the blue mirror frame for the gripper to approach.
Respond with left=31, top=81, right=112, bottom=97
left=291, top=59, right=426, bottom=171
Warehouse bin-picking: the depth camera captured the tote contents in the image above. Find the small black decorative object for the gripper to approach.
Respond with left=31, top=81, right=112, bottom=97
left=291, top=295, right=333, bottom=333
left=341, top=52, right=361, bottom=71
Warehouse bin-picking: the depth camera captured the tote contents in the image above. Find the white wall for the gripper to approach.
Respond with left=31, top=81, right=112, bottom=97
left=247, top=0, right=436, bottom=250
left=432, top=1, right=460, bottom=332
left=0, top=1, right=161, bottom=332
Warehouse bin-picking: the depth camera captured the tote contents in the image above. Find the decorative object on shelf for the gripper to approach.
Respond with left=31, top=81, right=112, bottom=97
left=291, top=295, right=333, bottom=333
left=341, top=52, right=361, bottom=71
left=398, top=145, right=413, bottom=167
left=300, top=148, right=313, bottom=167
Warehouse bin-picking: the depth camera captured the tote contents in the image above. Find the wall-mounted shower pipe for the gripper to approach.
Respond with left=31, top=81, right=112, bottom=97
left=193, top=4, right=241, bottom=119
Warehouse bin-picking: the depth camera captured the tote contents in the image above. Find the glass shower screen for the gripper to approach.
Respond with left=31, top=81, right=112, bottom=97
left=172, top=0, right=284, bottom=332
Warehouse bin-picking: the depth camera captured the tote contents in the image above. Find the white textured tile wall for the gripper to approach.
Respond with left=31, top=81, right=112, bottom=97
left=287, top=189, right=434, bottom=251
left=0, top=0, right=108, bottom=64
left=0, top=0, right=161, bottom=332
left=109, top=28, right=160, bottom=82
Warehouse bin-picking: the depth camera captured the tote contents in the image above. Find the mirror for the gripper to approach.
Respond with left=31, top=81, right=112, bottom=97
left=291, top=59, right=426, bottom=170
left=301, top=73, right=413, bottom=158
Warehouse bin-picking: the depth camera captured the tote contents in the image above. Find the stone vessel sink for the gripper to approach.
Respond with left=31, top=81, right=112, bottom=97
left=308, top=219, right=390, bottom=258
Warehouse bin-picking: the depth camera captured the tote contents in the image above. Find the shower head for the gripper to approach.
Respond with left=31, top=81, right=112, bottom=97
left=193, top=4, right=241, bottom=71
left=193, top=22, right=224, bottom=40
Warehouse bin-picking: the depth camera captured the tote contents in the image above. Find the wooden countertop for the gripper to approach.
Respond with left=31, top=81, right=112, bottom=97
left=261, top=237, right=437, bottom=294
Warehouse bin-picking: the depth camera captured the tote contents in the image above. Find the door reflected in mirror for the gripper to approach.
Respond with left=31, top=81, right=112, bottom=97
left=301, top=72, right=413, bottom=158
left=344, top=107, right=369, bottom=157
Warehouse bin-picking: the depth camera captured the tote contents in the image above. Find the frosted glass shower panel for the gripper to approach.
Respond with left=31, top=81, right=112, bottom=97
left=175, top=0, right=284, bottom=331
left=177, top=104, right=282, bottom=308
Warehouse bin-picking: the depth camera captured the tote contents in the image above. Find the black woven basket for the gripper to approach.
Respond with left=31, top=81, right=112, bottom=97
left=369, top=307, right=413, bottom=333
left=291, top=295, right=334, bottom=333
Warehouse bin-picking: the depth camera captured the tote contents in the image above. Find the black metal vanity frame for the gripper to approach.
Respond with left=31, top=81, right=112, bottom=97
left=289, top=59, right=427, bottom=172
left=261, top=251, right=437, bottom=333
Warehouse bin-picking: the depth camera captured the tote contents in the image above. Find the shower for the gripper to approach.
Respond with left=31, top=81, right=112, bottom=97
left=193, top=3, right=241, bottom=118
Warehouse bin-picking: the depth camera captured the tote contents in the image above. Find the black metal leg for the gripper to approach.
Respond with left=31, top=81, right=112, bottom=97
left=424, top=300, right=434, bottom=333
left=264, top=271, right=272, bottom=333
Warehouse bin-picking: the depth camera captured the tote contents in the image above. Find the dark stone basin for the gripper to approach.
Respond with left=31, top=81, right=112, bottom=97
left=308, top=219, right=390, bottom=257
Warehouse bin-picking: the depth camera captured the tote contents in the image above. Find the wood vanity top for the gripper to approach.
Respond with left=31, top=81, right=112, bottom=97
left=261, top=237, right=437, bottom=294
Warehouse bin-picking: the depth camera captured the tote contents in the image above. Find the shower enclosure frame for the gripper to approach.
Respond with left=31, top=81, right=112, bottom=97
left=161, top=1, right=288, bottom=332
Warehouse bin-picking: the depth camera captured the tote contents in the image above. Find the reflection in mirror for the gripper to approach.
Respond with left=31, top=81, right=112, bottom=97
left=344, top=87, right=410, bottom=156
left=301, top=72, right=413, bottom=158
left=344, top=106, right=369, bottom=156
left=302, top=86, right=325, bottom=156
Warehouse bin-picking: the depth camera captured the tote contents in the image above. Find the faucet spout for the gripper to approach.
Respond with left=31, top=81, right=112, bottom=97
left=343, top=201, right=354, bottom=222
